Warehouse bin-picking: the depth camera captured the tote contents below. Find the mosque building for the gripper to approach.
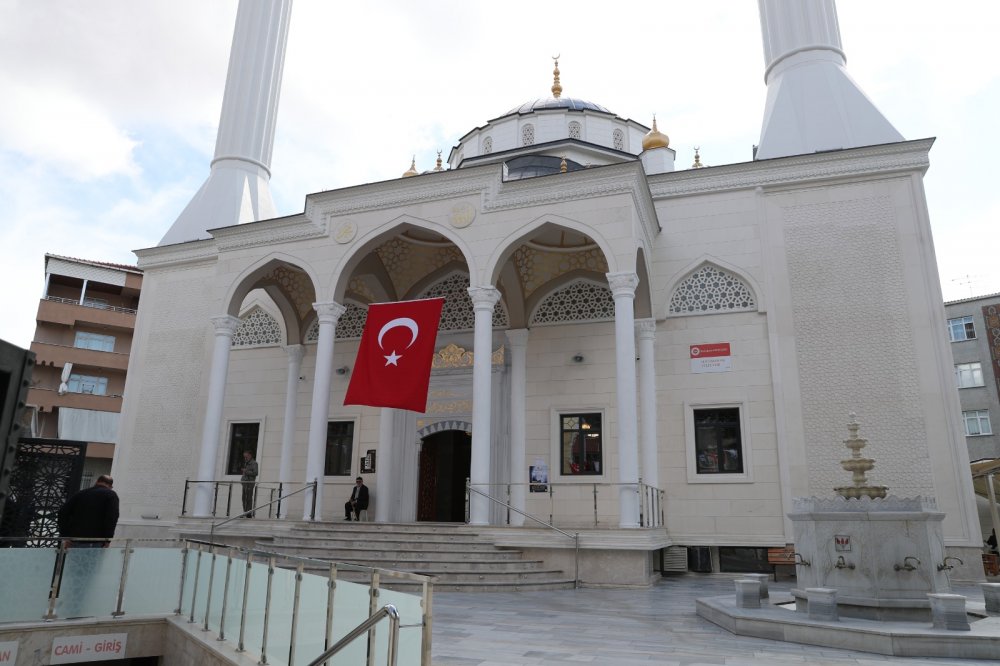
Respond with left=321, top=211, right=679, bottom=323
left=112, top=0, right=981, bottom=582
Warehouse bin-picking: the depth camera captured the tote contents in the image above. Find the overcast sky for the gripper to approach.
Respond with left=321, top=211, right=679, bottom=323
left=1, top=0, right=998, bottom=347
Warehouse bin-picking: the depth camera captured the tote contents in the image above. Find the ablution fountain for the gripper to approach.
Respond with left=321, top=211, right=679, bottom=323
left=696, top=414, right=1000, bottom=659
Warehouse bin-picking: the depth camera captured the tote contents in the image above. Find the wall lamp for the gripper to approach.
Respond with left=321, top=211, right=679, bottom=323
left=335, top=366, right=350, bottom=375
left=572, top=354, right=584, bottom=363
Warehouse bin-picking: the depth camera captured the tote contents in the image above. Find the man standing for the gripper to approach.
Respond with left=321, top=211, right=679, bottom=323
left=345, top=476, right=369, bottom=521
left=57, top=475, right=119, bottom=547
left=241, top=450, right=259, bottom=518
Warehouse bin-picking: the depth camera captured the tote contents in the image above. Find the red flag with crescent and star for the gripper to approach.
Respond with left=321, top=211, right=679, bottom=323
left=344, top=298, right=445, bottom=412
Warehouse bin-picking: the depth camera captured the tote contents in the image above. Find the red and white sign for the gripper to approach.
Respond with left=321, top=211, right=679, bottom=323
left=0, top=641, right=18, bottom=664
left=51, top=633, right=127, bottom=664
left=690, top=343, right=732, bottom=374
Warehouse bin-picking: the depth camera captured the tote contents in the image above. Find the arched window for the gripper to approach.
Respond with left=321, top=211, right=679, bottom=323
left=482, top=136, right=493, bottom=154
left=418, top=272, right=509, bottom=330
left=232, top=306, right=282, bottom=347
left=568, top=121, right=581, bottom=140
left=668, top=265, right=756, bottom=315
left=521, top=124, right=535, bottom=146
left=612, top=128, right=625, bottom=151
left=531, top=280, right=616, bottom=325
left=305, top=302, right=370, bottom=341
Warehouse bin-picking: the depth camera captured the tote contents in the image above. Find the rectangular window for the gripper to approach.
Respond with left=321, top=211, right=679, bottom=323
left=693, top=407, right=744, bottom=474
left=74, top=331, right=116, bottom=352
left=947, top=316, right=976, bottom=342
left=226, top=422, right=260, bottom=475
left=560, top=413, right=602, bottom=475
left=324, top=421, right=354, bottom=476
left=963, top=410, right=993, bottom=437
left=955, top=362, right=985, bottom=388
left=66, top=373, right=108, bottom=396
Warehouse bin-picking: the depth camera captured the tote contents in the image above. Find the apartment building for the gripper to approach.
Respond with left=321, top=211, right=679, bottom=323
left=26, top=254, right=142, bottom=484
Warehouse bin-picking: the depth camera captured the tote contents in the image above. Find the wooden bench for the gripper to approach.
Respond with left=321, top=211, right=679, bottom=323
left=767, top=546, right=797, bottom=580
left=984, top=553, right=1000, bottom=577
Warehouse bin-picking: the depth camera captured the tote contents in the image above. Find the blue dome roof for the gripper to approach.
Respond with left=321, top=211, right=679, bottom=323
left=504, top=97, right=612, bottom=116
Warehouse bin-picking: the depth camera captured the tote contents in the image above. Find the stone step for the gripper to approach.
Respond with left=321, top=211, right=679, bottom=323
left=271, top=536, right=498, bottom=550
left=264, top=544, right=525, bottom=562
left=327, top=566, right=566, bottom=584
left=303, top=556, right=548, bottom=573
left=377, top=577, right=577, bottom=593
left=289, top=522, right=475, bottom=536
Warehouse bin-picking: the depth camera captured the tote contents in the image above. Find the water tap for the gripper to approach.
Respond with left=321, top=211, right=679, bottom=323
left=937, top=556, right=963, bottom=572
left=894, top=556, right=920, bottom=572
left=834, top=555, right=855, bottom=570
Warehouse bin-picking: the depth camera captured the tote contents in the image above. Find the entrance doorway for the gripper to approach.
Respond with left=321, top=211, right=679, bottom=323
left=417, top=430, right=471, bottom=522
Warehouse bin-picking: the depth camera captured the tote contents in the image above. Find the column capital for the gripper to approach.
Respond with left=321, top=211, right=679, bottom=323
left=468, top=285, right=501, bottom=311
left=606, top=272, right=639, bottom=298
left=635, top=318, right=657, bottom=338
left=313, top=301, right=346, bottom=325
left=284, top=344, right=305, bottom=363
left=210, top=314, right=241, bottom=338
left=505, top=328, right=530, bottom=348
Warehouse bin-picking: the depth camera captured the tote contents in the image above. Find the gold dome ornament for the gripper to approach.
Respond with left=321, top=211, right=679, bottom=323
left=559, top=156, right=568, bottom=173
left=641, top=115, right=670, bottom=151
left=433, top=150, right=444, bottom=172
left=692, top=147, right=704, bottom=168
left=402, top=156, right=418, bottom=178
left=551, top=55, right=562, bottom=99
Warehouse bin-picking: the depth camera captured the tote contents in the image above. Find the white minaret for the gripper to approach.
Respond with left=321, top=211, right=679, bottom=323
left=159, top=0, right=293, bottom=246
left=755, top=0, right=903, bottom=160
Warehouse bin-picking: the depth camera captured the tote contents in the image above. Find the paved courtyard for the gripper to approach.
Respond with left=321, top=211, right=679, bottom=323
left=430, top=574, right=995, bottom=665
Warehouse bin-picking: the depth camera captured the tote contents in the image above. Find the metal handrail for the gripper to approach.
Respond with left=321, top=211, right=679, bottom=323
left=466, top=483, right=579, bottom=588
left=304, top=604, right=400, bottom=666
left=44, top=295, right=137, bottom=314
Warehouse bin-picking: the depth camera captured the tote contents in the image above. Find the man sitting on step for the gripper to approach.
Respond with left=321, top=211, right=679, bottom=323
left=345, top=476, right=369, bottom=521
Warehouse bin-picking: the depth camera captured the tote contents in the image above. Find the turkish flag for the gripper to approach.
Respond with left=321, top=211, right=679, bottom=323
left=344, top=298, right=445, bottom=412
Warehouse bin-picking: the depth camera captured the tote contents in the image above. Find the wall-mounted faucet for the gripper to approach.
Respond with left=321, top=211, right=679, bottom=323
left=894, top=556, right=921, bottom=572
left=937, top=556, right=963, bottom=572
left=794, top=552, right=811, bottom=566
left=834, top=555, right=855, bottom=570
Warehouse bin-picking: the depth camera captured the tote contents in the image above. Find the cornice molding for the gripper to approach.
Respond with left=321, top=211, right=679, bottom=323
left=648, top=139, right=934, bottom=199
left=135, top=240, right=218, bottom=271
left=211, top=214, right=326, bottom=252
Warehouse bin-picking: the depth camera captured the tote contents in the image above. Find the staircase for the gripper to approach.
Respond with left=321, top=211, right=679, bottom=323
left=258, top=522, right=576, bottom=592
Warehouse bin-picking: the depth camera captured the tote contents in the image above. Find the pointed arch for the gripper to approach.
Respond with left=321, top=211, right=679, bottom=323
left=529, top=276, right=616, bottom=326
left=417, top=420, right=474, bottom=439
left=415, top=269, right=509, bottom=331
left=223, top=252, right=319, bottom=344
left=663, top=256, right=764, bottom=318
left=634, top=244, right=653, bottom=320
left=233, top=292, right=287, bottom=348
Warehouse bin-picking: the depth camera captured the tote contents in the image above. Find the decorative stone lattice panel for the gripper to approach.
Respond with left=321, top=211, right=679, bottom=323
left=522, top=124, right=535, bottom=146
left=568, top=122, right=581, bottom=139
left=258, top=265, right=316, bottom=320
left=374, top=237, right=465, bottom=298
left=482, top=136, right=493, bottom=154
left=668, top=265, right=756, bottom=315
left=783, top=196, right=933, bottom=497
left=232, top=306, right=282, bottom=347
left=348, top=276, right=377, bottom=303
left=512, top=245, right=609, bottom=299
left=304, top=302, right=369, bottom=341
left=418, top=272, right=509, bottom=330
left=531, top=280, right=615, bottom=325
left=613, top=129, right=624, bottom=151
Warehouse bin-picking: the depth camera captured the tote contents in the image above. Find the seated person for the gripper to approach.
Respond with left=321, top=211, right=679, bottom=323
left=344, top=476, right=369, bottom=521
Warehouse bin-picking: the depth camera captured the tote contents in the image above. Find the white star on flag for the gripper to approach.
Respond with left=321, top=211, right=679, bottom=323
left=384, top=350, right=402, bottom=366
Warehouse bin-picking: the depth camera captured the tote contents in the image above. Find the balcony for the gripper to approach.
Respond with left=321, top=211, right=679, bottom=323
left=26, top=386, right=123, bottom=413
left=30, top=341, right=130, bottom=372
left=36, top=296, right=137, bottom=330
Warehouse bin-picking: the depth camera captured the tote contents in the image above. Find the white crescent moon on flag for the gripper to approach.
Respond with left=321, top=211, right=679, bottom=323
left=377, top=317, right=419, bottom=350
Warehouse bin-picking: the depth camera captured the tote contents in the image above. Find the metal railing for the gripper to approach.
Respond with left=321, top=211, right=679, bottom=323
left=466, top=482, right=580, bottom=588
left=305, top=604, right=400, bottom=666
left=472, top=480, right=666, bottom=528
left=44, top=295, right=137, bottom=315
left=182, top=479, right=318, bottom=520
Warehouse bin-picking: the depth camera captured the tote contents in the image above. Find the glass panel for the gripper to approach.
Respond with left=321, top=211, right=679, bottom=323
left=199, top=551, right=231, bottom=634
left=261, top=566, right=297, bottom=665
left=326, top=578, right=375, bottom=665
left=0, top=547, right=57, bottom=622
left=219, top=554, right=248, bottom=642
left=290, top=569, right=332, bottom=665
left=57, top=546, right=124, bottom=618
left=122, top=547, right=184, bottom=615
left=379, top=585, right=426, bottom=666
left=240, top=557, right=271, bottom=660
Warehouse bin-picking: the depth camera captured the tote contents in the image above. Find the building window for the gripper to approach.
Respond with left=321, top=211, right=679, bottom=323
left=225, top=422, right=260, bottom=475
left=74, top=331, right=115, bottom=352
left=521, top=124, right=535, bottom=146
left=955, top=362, right=985, bottom=388
left=232, top=306, right=282, bottom=347
left=560, top=413, right=602, bottom=475
left=82, top=296, right=109, bottom=309
left=963, top=410, right=993, bottom=436
left=482, top=136, right=493, bottom=154
left=669, top=264, right=756, bottom=315
left=948, top=316, right=976, bottom=342
left=66, top=373, right=108, bottom=396
left=568, top=121, right=581, bottom=139
left=612, top=128, right=625, bottom=151
left=693, top=407, right=744, bottom=474
left=325, top=421, right=355, bottom=476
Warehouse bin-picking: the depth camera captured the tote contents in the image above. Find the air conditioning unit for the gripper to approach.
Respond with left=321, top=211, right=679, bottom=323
left=661, top=545, right=688, bottom=574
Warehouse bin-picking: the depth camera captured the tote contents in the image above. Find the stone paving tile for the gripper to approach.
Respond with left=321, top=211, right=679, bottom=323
left=430, top=574, right=995, bottom=665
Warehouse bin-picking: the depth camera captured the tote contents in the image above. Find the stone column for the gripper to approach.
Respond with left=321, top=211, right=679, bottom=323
left=506, top=329, right=529, bottom=526
left=277, top=344, right=304, bottom=518
left=734, top=579, right=761, bottom=609
left=636, top=319, right=659, bottom=493
left=807, top=588, right=839, bottom=621
left=303, top=302, right=346, bottom=521
left=608, top=272, right=640, bottom=528
left=375, top=408, right=394, bottom=523
left=928, top=593, right=971, bottom=631
left=193, top=315, right=241, bottom=517
left=468, top=286, right=501, bottom=526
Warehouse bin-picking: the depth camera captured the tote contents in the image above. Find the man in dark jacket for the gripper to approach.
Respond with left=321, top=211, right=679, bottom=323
left=57, top=475, right=119, bottom=547
left=344, top=476, right=369, bottom=521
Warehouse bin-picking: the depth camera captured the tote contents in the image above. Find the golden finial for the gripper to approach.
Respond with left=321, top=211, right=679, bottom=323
left=433, top=150, right=444, bottom=172
left=692, top=147, right=704, bottom=168
left=560, top=156, right=568, bottom=173
left=641, top=114, right=670, bottom=151
left=402, top=155, right=418, bottom=178
left=551, top=55, right=562, bottom=99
